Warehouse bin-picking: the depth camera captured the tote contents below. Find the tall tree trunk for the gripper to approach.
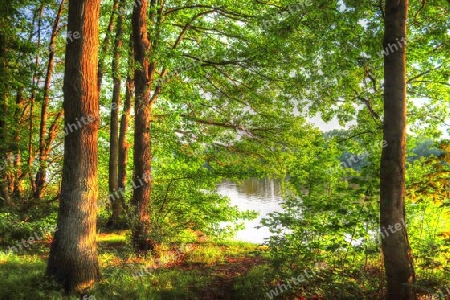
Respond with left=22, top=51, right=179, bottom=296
left=26, top=4, right=45, bottom=198
left=46, top=0, right=101, bottom=293
left=380, top=0, right=416, bottom=299
left=117, top=38, right=134, bottom=217
left=131, top=0, right=153, bottom=252
left=107, top=0, right=124, bottom=228
left=35, top=0, right=66, bottom=200
left=0, top=31, right=9, bottom=206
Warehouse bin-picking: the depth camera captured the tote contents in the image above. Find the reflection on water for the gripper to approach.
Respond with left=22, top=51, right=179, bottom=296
left=217, top=178, right=283, bottom=244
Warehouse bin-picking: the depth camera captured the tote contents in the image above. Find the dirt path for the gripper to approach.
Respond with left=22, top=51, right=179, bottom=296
left=186, top=256, right=266, bottom=300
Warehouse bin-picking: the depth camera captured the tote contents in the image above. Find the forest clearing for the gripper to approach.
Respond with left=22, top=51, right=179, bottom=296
left=0, top=0, right=449, bottom=299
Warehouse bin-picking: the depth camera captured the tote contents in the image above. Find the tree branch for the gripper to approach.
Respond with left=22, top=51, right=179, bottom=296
left=407, top=65, right=442, bottom=84
left=352, top=88, right=381, bottom=126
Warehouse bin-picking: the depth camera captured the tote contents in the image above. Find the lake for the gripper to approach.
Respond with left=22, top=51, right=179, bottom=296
left=217, top=178, right=283, bottom=244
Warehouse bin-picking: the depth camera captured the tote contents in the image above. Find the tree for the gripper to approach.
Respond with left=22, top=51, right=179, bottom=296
left=126, top=0, right=276, bottom=250
left=46, top=0, right=101, bottom=293
left=131, top=0, right=152, bottom=251
left=0, top=10, right=10, bottom=204
left=380, top=0, right=416, bottom=299
left=98, top=0, right=118, bottom=93
left=117, top=35, right=134, bottom=227
left=107, top=0, right=125, bottom=228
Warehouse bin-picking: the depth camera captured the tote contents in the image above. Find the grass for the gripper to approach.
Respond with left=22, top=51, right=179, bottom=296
left=97, top=232, right=127, bottom=244
left=1, top=231, right=448, bottom=299
left=0, top=253, right=66, bottom=299
left=0, top=232, right=269, bottom=300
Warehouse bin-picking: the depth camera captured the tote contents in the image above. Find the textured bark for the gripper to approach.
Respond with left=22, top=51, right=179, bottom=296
left=35, top=0, right=65, bottom=200
left=107, top=0, right=124, bottom=228
left=46, top=0, right=101, bottom=293
left=380, top=0, right=416, bottom=299
left=131, top=0, right=153, bottom=252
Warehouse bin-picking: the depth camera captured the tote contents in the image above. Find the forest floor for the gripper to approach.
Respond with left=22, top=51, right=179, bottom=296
left=1, top=231, right=448, bottom=299
left=0, top=231, right=272, bottom=299
left=181, top=256, right=266, bottom=300
left=95, top=231, right=272, bottom=300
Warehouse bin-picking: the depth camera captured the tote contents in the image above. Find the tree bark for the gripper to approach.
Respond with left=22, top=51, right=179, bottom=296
left=107, top=0, right=124, bottom=228
left=131, top=0, right=153, bottom=252
left=46, top=0, right=101, bottom=293
left=380, top=0, right=416, bottom=299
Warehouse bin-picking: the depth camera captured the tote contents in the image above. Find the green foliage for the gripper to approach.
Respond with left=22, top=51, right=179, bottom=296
left=261, top=134, right=450, bottom=298
left=0, top=253, right=67, bottom=300
left=232, top=265, right=272, bottom=299
left=1, top=0, right=449, bottom=297
left=405, top=141, right=450, bottom=282
left=0, top=211, right=57, bottom=247
left=146, top=117, right=259, bottom=242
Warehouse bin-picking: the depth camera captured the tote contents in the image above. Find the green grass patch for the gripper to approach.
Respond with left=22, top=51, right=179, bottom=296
left=97, top=231, right=127, bottom=244
left=0, top=232, right=270, bottom=299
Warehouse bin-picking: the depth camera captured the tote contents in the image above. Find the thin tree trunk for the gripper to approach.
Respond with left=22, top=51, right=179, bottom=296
left=117, top=39, right=134, bottom=213
left=131, top=0, right=153, bottom=252
left=46, top=0, right=101, bottom=293
left=35, top=0, right=66, bottom=200
left=0, top=16, right=12, bottom=207
left=12, top=152, right=22, bottom=199
left=380, top=0, right=416, bottom=299
left=0, top=90, right=9, bottom=204
left=12, top=91, right=24, bottom=200
left=27, top=4, right=45, bottom=197
left=1, top=177, right=11, bottom=206
left=98, top=0, right=119, bottom=93
left=107, top=0, right=124, bottom=228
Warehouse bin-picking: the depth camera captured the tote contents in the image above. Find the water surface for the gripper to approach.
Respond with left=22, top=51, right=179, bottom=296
left=217, top=178, right=283, bottom=244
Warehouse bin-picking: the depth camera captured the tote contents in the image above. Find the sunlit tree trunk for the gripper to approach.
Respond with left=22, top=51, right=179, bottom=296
left=131, top=0, right=153, bottom=251
left=380, top=0, right=416, bottom=299
left=46, top=0, right=101, bottom=293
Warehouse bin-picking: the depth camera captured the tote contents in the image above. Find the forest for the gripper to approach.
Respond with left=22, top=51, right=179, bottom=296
left=0, top=0, right=449, bottom=299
